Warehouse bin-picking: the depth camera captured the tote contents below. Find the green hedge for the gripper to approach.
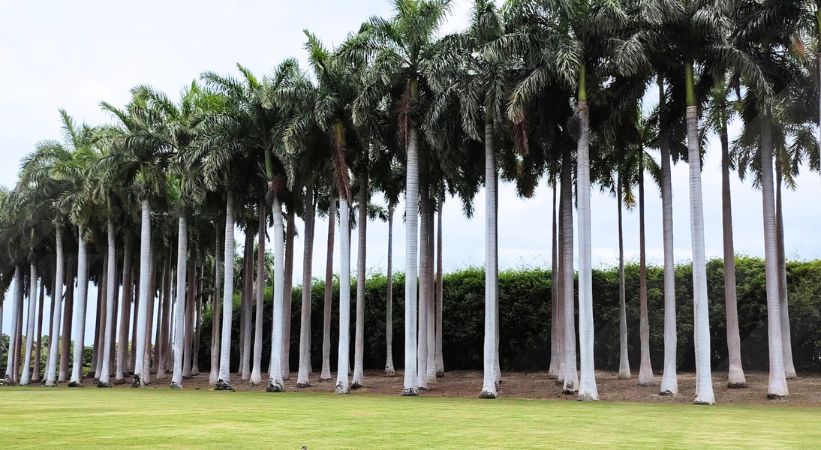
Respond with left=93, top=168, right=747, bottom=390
left=200, top=257, right=821, bottom=373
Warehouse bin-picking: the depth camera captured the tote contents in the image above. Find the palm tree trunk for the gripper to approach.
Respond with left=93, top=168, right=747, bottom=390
left=115, top=235, right=132, bottom=382
left=775, top=160, right=796, bottom=379
left=45, top=226, right=65, bottom=386
left=638, top=158, right=654, bottom=386
left=142, top=248, right=157, bottom=385
left=617, top=177, right=631, bottom=380
left=685, top=64, right=715, bottom=404
left=434, top=190, right=444, bottom=378
left=191, top=276, right=202, bottom=376
left=320, top=200, right=336, bottom=381
left=335, top=197, right=352, bottom=393
left=548, top=181, right=562, bottom=380
left=59, top=260, right=74, bottom=383
left=183, top=264, right=196, bottom=379
left=171, top=213, right=188, bottom=388
left=352, top=170, right=368, bottom=389
left=152, top=263, right=163, bottom=375
left=417, top=187, right=430, bottom=391
left=4, top=266, right=22, bottom=383
left=20, top=258, right=39, bottom=386
left=480, top=120, right=498, bottom=399
left=658, top=77, right=678, bottom=396
left=157, top=260, right=172, bottom=379
left=384, top=205, right=396, bottom=376
left=210, top=224, right=222, bottom=385
left=760, top=112, right=789, bottom=398
left=426, top=203, right=437, bottom=384
left=281, top=210, right=296, bottom=380
left=70, top=226, right=90, bottom=386
left=561, top=146, right=578, bottom=394
left=130, top=268, right=139, bottom=375
left=402, top=127, right=420, bottom=396
left=721, top=117, right=746, bottom=388
left=91, top=270, right=103, bottom=380
left=267, top=194, right=286, bottom=392
left=98, top=219, right=117, bottom=387
left=250, top=202, right=267, bottom=386
left=33, top=281, right=44, bottom=383
left=297, top=186, right=316, bottom=388
left=216, top=192, right=235, bottom=390
left=132, top=199, right=152, bottom=387
left=240, top=228, right=254, bottom=380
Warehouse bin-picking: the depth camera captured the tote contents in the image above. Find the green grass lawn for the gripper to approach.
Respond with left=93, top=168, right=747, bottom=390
left=1, top=387, right=819, bottom=448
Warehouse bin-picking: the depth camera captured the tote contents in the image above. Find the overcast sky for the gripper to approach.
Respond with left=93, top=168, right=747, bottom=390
left=2, top=0, right=821, bottom=341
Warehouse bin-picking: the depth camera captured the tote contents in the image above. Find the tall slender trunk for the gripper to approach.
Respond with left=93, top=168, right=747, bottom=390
left=91, top=269, right=103, bottom=379
left=435, top=191, right=445, bottom=377
left=183, top=264, right=195, bottom=378
left=115, top=235, right=132, bottom=382
left=335, top=197, right=352, bottom=394
left=721, top=116, right=746, bottom=388
left=129, top=266, right=139, bottom=375
left=157, top=260, right=172, bottom=379
left=561, top=146, right=579, bottom=394
left=13, top=280, right=23, bottom=383
left=240, top=228, right=254, bottom=380
left=171, top=213, right=188, bottom=388
left=32, top=279, right=44, bottom=383
left=46, top=226, right=65, bottom=386
left=281, top=209, right=295, bottom=379
left=216, top=192, right=235, bottom=390
left=555, top=185, right=566, bottom=384
left=638, top=158, right=654, bottom=386
left=191, top=275, right=201, bottom=376
left=267, top=194, right=286, bottom=392
left=684, top=64, right=715, bottom=404
left=20, top=257, right=38, bottom=386
left=132, top=199, right=152, bottom=387
left=250, top=201, right=267, bottom=385
left=209, top=225, right=222, bottom=385
left=3, top=266, right=22, bottom=383
left=142, top=247, right=157, bottom=384
left=426, top=203, right=437, bottom=384
left=98, top=219, right=117, bottom=386
left=320, top=201, right=336, bottom=381
left=352, top=170, right=368, bottom=389
left=480, top=120, right=498, bottom=399
left=402, top=127, right=420, bottom=396
left=384, top=206, right=396, bottom=376
left=70, top=226, right=90, bottom=386
left=658, top=76, right=678, bottom=396
left=760, top=112, right=789, bottom=398
left=417, top=187, right=430, bottom=391
left=297, top=185, right=316, bottom=387
left=617, top=177, right=631, bottom=380
left=775, top=159, right=796, bottom=379
left=548, top=181, right=562, bottom=379
left=59, top=260, right=74, bottom=383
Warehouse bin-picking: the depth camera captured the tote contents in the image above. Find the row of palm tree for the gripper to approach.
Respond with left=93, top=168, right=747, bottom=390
left=1, top=0, right=818, bottom=405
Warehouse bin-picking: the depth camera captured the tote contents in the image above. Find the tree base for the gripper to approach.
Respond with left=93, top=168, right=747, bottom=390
left=767, top=393, right=788, bottom=401
left=351, top=381, right=362, bottom=390
left=727, top=382, right=747, bottom=389
left=638, top=381, right=655, bottom=387
left=45, top=382, right=57, bottom=388
left=170, top=382, right=182, bottom=390
left=617, top=373, right=631, bottom=380
left=577, top=392, right=598, bottom=402
left=401, top=387, right=417, bottom=396
left=417, top=386, right=428, bottom=392
left=547, top=373, right=558, bottom=380
left=562, top=389, right=578, bottom=396
left=215, top=380, right=235, bottom=391
left=131, top=375, right=141, bottom=388
left=384, top=368, right=396, bottom=377
left=436, top=371, right=445, bottom=378
left=318, top=376, right=332, bottom=382
left=693, top=400, right=716, bottom=405
left=113, top=378, right=126, bottom=385
left=67, top=381, right=82, bottom=388
left=266, top=380, right=284, bottom=393
left=296, top=382, right=311, bottom=389
left=335, top=383, right=349, bottom=394
left=96, top=381, right=112, bottom=388
left=478, top=389, right=497, bottom=399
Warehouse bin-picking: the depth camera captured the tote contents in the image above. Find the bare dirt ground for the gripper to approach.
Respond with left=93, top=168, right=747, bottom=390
left=126, top=369, right=821, bottom=406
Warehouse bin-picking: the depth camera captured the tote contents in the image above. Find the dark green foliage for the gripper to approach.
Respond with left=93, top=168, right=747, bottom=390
left=199, top=257, right=820, bottom=373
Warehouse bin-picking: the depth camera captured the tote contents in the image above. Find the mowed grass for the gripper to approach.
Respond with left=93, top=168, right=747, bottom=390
left=1, top=388, right=819, bottom=449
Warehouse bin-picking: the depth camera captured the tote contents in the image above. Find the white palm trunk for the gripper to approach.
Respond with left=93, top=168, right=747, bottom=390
left=132, top=199, right=152, bottom=387
left=240, top=231, right=253, bottom=381
left=157, top=262, right=172, bottom=379
left=637, top=165, right=654, bottom=386
left=281, top=212, right=295, bottom=379
left=616, top=180, right=631, bottom=380
left=426, top=207, right=436, bottom=384
left=658, top=90, right=678, bottom=396
left=549, top=184, right=562, bottom=380
left=336, top=197, right=352, bottom=394
left=402, top=128, right=420, bottom=396
left=576, top=102, right=598, bottom=401
left=297, top=189, right=316, bottom=387
left=20, top=260, right=38, bottom=386
left=210, top=230, right=222, bottom=385
left=320, top=201, right=336, bottom=381
left=3, top=266, right=22, bottom=383
left=775, top=169, right=796, bottom=380
left=480, top=121, right=498, bottom=399
left=183, top=266, right=194, bottom=379
left=33, top=284, right=44, bottom=383
left=352, top=174, right=367, bottom=389
left=760, top=117, right=789, bottom=398
left=115, top=236, right=132, bottom=382
left=141, top=252, right=157, bottom=384
left=250, top=202, right=267, bottom=386
left=434, top=194, right=444, bottom=377
left=417, top=193, right=429, bottom=391
left=171, top=214, right=188, bottom=388
left=267, top=194, right=286, bottom=392
left=686, top=104, right=715, bottom=405
left=45, top=226, right=65, bottom=386
left=384, top=206, right=396, bottom=376
left=561, top=152, right=578, bottom=394
left=70, top=226, right=90, bottom=386
left=217, top=193, right=235, bottom=389
left=59, top=262, right=74, bottom=383
left=98, top=219, right=117, bottom=386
